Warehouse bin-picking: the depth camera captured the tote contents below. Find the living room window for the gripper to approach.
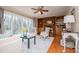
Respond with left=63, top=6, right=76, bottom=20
left=3, top=11, right=34, bottom=36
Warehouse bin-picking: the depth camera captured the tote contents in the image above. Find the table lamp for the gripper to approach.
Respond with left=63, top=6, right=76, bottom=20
left=64, top=15, right=75, bottom=32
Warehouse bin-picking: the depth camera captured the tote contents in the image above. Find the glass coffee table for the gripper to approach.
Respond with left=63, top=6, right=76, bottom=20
left=20, top=34, right=36, bottom=49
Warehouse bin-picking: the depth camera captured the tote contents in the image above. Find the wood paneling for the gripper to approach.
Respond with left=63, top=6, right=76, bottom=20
left=37, top=16, right=64, bottom=37
left=37, top=17, right=54, bottom=36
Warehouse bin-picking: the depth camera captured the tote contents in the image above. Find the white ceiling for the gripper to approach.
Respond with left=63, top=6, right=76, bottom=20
left=0, top=6, right=70, bottom=18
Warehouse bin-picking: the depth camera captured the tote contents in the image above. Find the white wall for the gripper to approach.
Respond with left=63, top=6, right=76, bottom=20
left=73, top=7, right=79, bottom=32
left=33, top=18, right=38, bottom=27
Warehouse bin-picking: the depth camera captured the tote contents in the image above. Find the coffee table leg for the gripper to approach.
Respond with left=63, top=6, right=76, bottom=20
left=28, top=39, right=30, bottom=49
left=22, top=38, right=24, bottom=42
left=34, top=36, right=36, bottom=45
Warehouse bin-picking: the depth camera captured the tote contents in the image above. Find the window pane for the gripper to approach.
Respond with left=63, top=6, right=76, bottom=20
left=3, top=11, right=34, bottom=37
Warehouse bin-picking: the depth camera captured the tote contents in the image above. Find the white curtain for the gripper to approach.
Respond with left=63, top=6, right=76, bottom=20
left=3, top=11, right=34, bottom=36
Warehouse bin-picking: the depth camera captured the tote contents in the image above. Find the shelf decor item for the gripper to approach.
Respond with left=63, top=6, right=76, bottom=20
left=47, top=20, right=52, bottom=24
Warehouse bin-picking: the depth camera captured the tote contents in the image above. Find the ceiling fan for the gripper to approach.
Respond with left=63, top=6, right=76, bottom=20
left=31, top=6, right=48, bottom=14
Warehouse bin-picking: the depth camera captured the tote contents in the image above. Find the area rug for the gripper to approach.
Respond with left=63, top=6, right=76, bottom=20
left=0, top=35, right=54, bottom=53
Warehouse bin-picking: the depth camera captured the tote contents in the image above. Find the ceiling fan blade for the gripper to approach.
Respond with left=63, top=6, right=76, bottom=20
left=31, top=8, right=38, bottom=10
left=40, top=11, right=43, bottom=14
left=34, top=10, right=39, bottom=13
left=42, top=10, right=48, bottom=12
left=31, top=6, right=48, bottom=14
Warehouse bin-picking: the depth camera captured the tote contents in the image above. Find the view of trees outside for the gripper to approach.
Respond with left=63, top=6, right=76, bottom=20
left=4, top=11, right=34, bottom=35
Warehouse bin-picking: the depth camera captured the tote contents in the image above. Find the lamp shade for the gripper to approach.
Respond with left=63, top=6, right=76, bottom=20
left=64, top=15, right=75, bottom=23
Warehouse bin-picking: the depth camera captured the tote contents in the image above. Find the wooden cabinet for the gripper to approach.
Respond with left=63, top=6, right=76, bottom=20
left=37, top=17, right=55, bottom=37
left=37, top=19, right=44, bottom=34
left=37, top=16, right=64, bottom=37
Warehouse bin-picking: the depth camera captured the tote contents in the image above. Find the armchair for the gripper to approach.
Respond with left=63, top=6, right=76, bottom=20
left=61, top=32, right=79, bottom=53
left=40, top=27, right=50, bottom=39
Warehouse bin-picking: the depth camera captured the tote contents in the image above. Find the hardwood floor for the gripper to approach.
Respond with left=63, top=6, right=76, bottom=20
left=48, top=35, right=75, bottom=53
left=48, top=26, right=75, bottom=53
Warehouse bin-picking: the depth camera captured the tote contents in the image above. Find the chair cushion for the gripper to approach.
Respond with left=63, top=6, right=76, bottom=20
left=66, top=35, right=75, bottom=42
left=66, top=42, right=75, bottom=48
left=60, top=39, right=75, bottom=48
